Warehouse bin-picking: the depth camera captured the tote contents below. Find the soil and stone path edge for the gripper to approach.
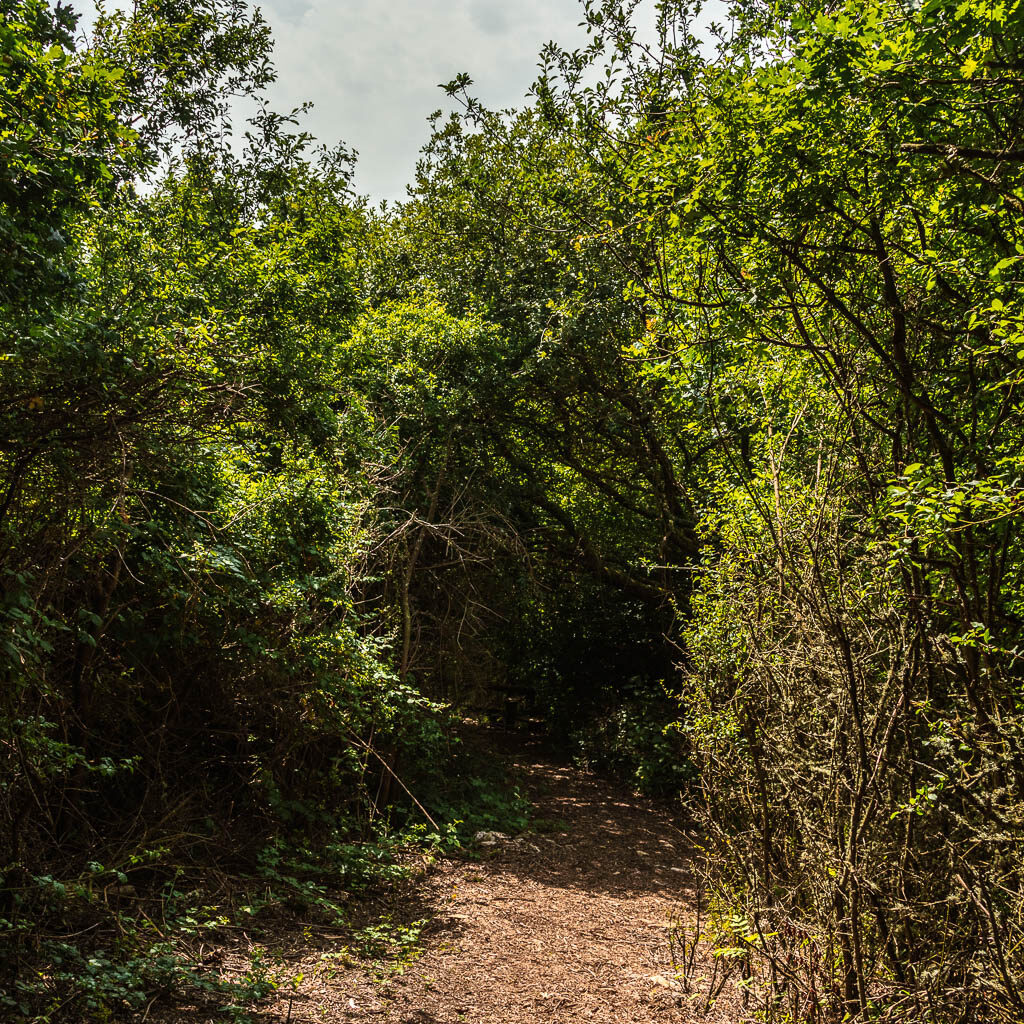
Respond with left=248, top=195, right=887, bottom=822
left=159, top=728, right=743, bottom=1023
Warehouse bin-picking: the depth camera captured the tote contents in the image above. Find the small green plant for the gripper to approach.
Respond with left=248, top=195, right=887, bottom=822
left=222, top=946, right=282, bottom=1022
left=352, top=914, right=430, bottom=982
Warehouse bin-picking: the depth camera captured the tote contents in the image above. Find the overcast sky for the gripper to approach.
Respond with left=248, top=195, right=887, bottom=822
left=258, top=0, right=660, bottom=203
left=82, top=1, right=712, bottom=203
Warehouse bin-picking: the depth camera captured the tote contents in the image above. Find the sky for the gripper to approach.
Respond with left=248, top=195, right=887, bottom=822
left=257, top=0, right=659, bottom=203
left=80, top=1, right=710, bottom=204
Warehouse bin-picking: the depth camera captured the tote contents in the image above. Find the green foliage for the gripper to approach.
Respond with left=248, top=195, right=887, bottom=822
left=392, top=0, right=1024, bottom=1017
left=8, top=0, right=1024, bottom=1020
left=351, top=914, right=428, bottom=971
left=0, top=2, right=463, bottom=1020
left=0, top=833, right=431, bottom=1023
left=570, top=692, right=696, bottom=797
left=536, top=0, right=1024, bottom=1018
left=0, top=0, right=130, bottom=316
left=419, top=741, right=532, bottom=841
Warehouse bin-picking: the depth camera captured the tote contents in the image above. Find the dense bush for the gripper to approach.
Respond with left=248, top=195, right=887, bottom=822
left=391, top=0, right=1024, bottom=1017
left=0, top=3, right=462, bottom=1018
left=6, top=1, right=1024, bottom=1020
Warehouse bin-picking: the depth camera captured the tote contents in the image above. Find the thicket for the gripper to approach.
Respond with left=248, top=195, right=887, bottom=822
left=0, top=2, right=515, bottom=1019
left=384, top=0, right=1024, bottom=1018
left=3, top=0, right=1024, bottom=1021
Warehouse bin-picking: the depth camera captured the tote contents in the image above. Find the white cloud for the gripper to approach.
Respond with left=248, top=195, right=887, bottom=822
left=469, top=1, right=510, bottom=36
left=267, top=0, right=313, bottom=26
left=80, top=0, right=720, bottom=203
left=261, top=0, right=596, bottom=201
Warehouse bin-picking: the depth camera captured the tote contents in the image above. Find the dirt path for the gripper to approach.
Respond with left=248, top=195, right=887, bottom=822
left=258, top=733, right=740, bottom=1024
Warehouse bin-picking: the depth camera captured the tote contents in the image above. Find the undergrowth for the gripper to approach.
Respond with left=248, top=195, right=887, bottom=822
left=569, top=692, right=697, bottom=798
left=0, top=723, right=530, bottom=1023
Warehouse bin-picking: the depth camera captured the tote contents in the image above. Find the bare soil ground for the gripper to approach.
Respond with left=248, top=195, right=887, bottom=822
left=155, top=730, right=741, bottom=1023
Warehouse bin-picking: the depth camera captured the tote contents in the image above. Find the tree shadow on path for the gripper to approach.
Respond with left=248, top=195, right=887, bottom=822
left=459, top=723, right=702, bottom=901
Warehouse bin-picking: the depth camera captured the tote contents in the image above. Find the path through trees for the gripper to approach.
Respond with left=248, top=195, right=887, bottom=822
left=166, top=732, right=738, bottom=1024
